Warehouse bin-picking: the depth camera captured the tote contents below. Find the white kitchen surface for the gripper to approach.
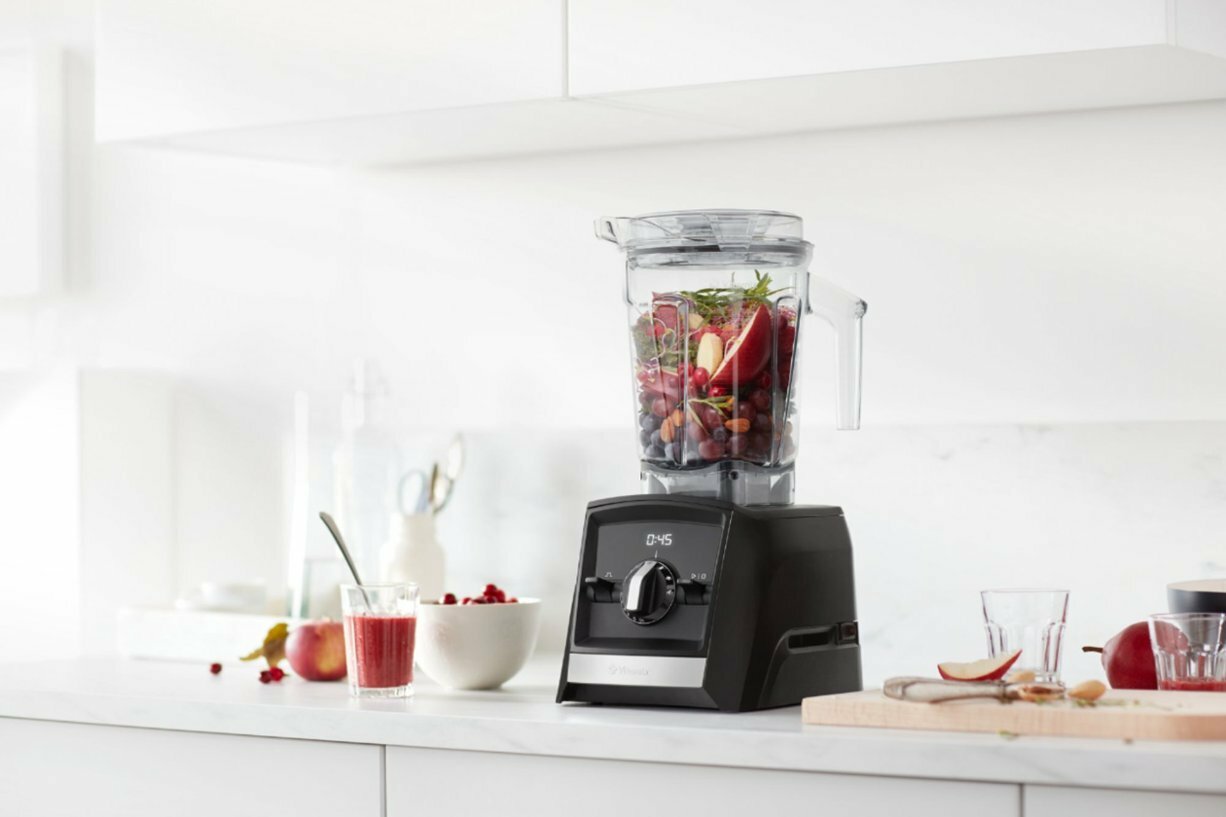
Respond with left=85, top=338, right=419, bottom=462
left=2, top=655, right=1226, bottom=794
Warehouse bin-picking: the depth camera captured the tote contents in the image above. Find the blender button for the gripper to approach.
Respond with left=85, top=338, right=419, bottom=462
left=838, top=622, right=859, bottom=643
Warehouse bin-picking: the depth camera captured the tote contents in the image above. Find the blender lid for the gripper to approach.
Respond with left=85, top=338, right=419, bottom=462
left=595, top=209, right=808, bottom=252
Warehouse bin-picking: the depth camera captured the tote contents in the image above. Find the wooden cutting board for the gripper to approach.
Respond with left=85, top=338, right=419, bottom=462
left=803, top=689, right=1226, bottom=741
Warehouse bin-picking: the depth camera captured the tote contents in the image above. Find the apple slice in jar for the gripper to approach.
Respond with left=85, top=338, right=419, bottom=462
left=709, top=304, right=772, bottom=390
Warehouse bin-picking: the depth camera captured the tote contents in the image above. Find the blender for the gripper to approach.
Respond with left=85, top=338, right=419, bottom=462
left=557, top=210, right=866, bottom=711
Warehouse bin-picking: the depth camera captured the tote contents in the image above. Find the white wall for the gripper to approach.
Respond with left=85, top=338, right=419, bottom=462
left=1, top=4, right=1225, bottom=683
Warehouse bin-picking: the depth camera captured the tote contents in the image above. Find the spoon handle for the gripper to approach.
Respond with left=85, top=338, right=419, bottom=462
left=319, top=511, right=373, bottom=610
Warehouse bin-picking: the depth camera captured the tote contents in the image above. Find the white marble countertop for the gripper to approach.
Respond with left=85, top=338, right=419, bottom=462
left=2, top=655, right=1226, bottom=794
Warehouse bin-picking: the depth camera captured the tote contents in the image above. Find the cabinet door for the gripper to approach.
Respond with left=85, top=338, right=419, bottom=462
left=387, top=746, right=1019, bottom=817
left=0, top=719, right=382, bottom=817
left=96, top=0, right=564, bottom=140
left=1025, top=785, right=1226, bottom=816
left=568, top=0, right=1167, bottom=96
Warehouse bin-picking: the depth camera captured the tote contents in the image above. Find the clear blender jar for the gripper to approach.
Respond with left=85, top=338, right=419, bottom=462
left=597, top=209, right=866, bottom=505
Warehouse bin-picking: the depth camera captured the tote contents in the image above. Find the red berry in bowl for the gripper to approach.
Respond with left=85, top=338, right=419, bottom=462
left=483, top=583, right=498, bottom=595
left=269, top=666, right=285, bottom=682
left=259, top=670, right=272, bottom=684
left=441, top=593, right=457, bottom=605
left=209, top=662, right=222, bottom=675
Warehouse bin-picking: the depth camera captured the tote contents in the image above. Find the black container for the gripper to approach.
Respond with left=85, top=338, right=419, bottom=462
left=1168, top=580, right=1226, bottom=614
left=557, top=494, right=862, bottom=712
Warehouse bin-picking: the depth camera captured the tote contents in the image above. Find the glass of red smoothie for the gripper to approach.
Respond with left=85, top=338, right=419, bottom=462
left=340, top=583, right=419, bottom=698
left=1149, top=612, right=1226, bottom=691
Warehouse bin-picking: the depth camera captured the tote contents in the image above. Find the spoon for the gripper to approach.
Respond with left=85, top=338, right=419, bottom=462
left=319, top=511, right=372, bottom=610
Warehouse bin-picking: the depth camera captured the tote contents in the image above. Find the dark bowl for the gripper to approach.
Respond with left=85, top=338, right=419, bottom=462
left=1168, top=580, right=1226, bottom=614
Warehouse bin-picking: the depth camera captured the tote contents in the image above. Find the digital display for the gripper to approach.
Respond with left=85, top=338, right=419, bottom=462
left=644, top=532, right=673, bottom=547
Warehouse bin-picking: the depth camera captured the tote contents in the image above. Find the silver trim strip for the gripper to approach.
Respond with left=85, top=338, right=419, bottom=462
left=567, top=654, right=706, bottom=688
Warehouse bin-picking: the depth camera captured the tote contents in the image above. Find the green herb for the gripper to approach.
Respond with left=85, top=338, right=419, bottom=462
left=997, top=729, right=1019, bottom=740
left=680, top=271, right=782, bottom=319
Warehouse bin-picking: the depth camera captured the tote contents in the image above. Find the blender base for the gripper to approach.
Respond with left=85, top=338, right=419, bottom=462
left=641, top=460, right=796, bottom=506
left=557, top=494, right=862, bottom=712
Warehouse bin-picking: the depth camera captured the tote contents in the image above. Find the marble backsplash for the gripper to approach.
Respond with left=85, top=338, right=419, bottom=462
left=431, top=421, right=1226, bottom=687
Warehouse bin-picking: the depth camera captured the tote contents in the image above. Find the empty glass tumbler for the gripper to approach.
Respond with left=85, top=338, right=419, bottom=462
left=1148, top=613, right=1226, bottom=691
left=981, top=589, right=1069, bottom=683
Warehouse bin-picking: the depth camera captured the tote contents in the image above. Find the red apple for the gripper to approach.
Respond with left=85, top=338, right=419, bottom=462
left=710, top=304, right=772, bottom=389
left=286, top=619, right=347, bottom=681
left=937, top=649, right=1022, bottom=681
left=1083, top=622, right=1157, bottom=689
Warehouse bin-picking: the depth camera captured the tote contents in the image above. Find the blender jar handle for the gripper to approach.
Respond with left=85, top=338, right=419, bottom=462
left=807, top=274, right=866, bottom=430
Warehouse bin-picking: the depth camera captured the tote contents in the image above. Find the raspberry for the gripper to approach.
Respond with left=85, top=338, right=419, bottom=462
left=493, top=589, right=506, bottom=603
left=470, top=596, right=486, bottom=604
left=259, top=673, right=272, bottom=684
left=209, top=663, right=222, bottom=675
left=441, top=593, right=457, bottom=605
left=483, top=595, right=499, bottom=604
left=508, top=598, right=518, bottom=603
left=269, top=666, right=285, bottom=681
left=483, top=583, right=498, bottom=596
left=461, top=597, right=473, bottom=605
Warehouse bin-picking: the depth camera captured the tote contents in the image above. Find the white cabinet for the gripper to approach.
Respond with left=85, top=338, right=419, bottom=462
left=0, top=719, right=383, bottom=817
left=568, top=0, right=1168, bottom=96
left=386, top=746, right=1020, bottom=817
left=95, top=0, right=565, bottom=141
left=92, top=0, right=1226, bottom=164
left=1025, top=785, right=1226, bottom=816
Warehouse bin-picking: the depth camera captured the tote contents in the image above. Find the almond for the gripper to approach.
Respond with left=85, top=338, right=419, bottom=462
left=725, top=418, right=751, bottom=433
left=660, top=420, right=675, bottom=443
left=670, top=409, right=685, bottom=428
left=1067, top=680, right=1107, bottom=702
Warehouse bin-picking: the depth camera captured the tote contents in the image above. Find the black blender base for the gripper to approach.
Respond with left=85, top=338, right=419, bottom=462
left=557, top=495, right=863, bottom=712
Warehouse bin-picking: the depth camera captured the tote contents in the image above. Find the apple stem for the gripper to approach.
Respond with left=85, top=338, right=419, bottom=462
left=1082, top=646, right=1104, bottom=654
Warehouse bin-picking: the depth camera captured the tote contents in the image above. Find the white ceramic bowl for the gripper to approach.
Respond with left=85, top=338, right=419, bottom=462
left=416, top=599, right=541, bottom=690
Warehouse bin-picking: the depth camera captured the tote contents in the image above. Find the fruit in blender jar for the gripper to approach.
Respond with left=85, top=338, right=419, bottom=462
left=632, top=273, right=799, bottom=469
left=1082, top=622, right=1158, bottom=689
left=709, top=304, right=772, bottom=389
left=285, top=619, right=347, bottom=682
left=936, top=649, right=1022, bottom=681
left=696, top=333, right=724, bottom=375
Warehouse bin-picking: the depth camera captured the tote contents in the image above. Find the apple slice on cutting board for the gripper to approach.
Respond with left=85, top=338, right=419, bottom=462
left=709, top=304, right=773, bottom=389
left=937, top=649, right=1022, bottom=681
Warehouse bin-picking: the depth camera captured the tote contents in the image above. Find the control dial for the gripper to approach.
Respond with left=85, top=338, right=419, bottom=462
left=622, top=560, right=676, bottom=625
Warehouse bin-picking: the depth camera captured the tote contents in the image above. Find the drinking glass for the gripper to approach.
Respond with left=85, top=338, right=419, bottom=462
left=340, top=583, right=419, bottom=698
left=981, top=589, right=1069, bottom=683
left=1148, top=613, right=1226, bottom=691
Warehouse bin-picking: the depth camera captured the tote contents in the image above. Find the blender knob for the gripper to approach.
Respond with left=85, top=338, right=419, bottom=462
left=622, top=560, right=676, bottom=625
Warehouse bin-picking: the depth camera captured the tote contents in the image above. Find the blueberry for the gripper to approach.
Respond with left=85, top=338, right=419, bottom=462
left=711, top=428, right=729, bottom=443
left=640, top=414, right=661, bottom=432
left=646, top=445, right=665, bottom=460
left=650, top=430, right=664, bottom=448
left=640, top=430, right=653, bottom=448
